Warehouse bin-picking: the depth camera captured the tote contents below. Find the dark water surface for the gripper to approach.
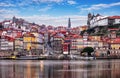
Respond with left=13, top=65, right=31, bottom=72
left=0, top=60, right=120, bottom=78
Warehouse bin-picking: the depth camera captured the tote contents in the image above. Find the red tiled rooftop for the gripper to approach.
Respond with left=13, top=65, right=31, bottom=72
left=72, top=35, right=82, bottom=38
left=108, top=28, right=119, bottom=31
left=108, top=16, right=120, bottom=19
left=5, top=36, right=15, bottom=42
left=15, top=32, right=22, bottom=38
left=3, top=20, right=10, bottom=23
left=23, top=32, right=35, bottom=37
left=54, top=36, right=63, bottom=38
left=111, top=38, right=120, bottom=43
left=59, top=30, right=67, bottom=34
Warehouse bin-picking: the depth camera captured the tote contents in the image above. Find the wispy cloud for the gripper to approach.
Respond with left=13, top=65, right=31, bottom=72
left=39, top=5, right=52, bottom=12
left=0, top=9, right=17, bottom=14
left=81, top=2, right=120, bottom=11
left=67, top=0, right=77, bottom=5
left=32, top=0, right=63, bottom=3
left=18, top=15, right=87, bottom=26
left=0, top=2, right=15, bottom=7
left=0, top=9, right=19, bottom=21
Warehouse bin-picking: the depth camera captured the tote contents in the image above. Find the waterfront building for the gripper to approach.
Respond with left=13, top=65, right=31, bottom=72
left=110, top=38, right=120, bottom=49
left=70, top=35, right=83, bottom=54
left=23, top=31, right=44, bottom=55
left=15, top=37, right=23, bottom=53
left=0, top=36, right=9, bottom=50
left=31, top=27, right=42, bottom=54
left=0, top=28, right=15, bottom=51
left=30, top=24, right=45, bottom=53
left=38, top=32, right=45, bottom=54
left=108, top=37, right=120, bottom=56
left=51, top=36, right=64, bottom=54
left=0, top=35, right=15, bottom=56
left=83, top=32, right=88, bottom=48
left=23, top=32, right=35, bottom=51
left=76, top=36, right=84, bottom=50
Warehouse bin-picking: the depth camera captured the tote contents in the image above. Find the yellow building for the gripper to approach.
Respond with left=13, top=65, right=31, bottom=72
left=79, top=26, right=88, bottom=31
left=23, top=32, right=35, bottom=51
left=76, top=38, right=84, bottom=49
left=111, top=44, right=120, bottom=49
left=89, top=36, right=101, bottom=41
left=110, top=38, right=120, bottom=49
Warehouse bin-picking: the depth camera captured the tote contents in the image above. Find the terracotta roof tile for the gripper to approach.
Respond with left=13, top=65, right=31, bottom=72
left=108, top=16, right=120, bottom=19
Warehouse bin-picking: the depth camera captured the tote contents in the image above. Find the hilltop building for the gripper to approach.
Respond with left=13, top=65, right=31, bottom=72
left=87, top=13, right=120, bottom=28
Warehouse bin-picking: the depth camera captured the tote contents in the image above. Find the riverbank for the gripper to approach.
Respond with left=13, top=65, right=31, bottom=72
left=96, top=56, right=120, bottom=59
left=1, top=54, right=120, bottom=60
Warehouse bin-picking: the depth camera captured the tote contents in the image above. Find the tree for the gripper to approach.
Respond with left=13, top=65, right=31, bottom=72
left=81, top=47, right=94, bottom=56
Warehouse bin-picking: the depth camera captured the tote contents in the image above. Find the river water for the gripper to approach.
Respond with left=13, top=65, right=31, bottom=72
left=0, top=60, right=120, bottom=78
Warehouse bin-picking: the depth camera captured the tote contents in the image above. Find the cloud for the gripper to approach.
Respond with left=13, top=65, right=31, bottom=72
left=18, top=15, right=87, bottom=27
left=0, top=2, right=15, bottom=7
left=0, top=8, right=87, bottom=27
left=67, top=0, right=77, bottom=5
left=0, top=9, right=19, bottom=21
left=39, top=5, right=52, bottom=12
left=81, top=2, right=120, bottom=11
left=32, top=0, right=63, bottom=3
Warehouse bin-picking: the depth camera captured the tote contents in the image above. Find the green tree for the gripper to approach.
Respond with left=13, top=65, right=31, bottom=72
left=81, top=47, right=94, bottom=56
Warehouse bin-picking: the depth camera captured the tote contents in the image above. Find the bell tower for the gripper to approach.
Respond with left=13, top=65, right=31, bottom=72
left=68, top=18, right=71, bottom=28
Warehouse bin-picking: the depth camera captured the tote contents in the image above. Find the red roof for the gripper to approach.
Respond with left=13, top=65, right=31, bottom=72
left=72, top=35, right=82, bottom=38
left=5, top=36, right=15, bottom=42
left=15, top=32, right=22, bottom=38
left=23, top=32, right=35, bottom=37
left=54, top=36, right=63, bottom=38
left=3, top=20, right=10, bottom=23
left=102, top=37, right=110, bottom=42
left=51, top=32, right=57, bottom=36
left=111, top=38, right=120, bottom=43
left=58, top=26, right=64, bottom=28
left=108, top=16, right=120, bottom=19
left=108, top=28, right=119, bottom=31
left=64, top=37, right=70, bottom=40
left=59, top=30, right=67, bottom=34
left=48, top=30, right=54, bottom=33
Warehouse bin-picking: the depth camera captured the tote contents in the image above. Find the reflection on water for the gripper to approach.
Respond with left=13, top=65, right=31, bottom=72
left=0, top=60, right=120, bottom=78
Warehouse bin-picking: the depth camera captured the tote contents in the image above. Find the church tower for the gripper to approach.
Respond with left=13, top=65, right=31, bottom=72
left=87, top=13, right=92, bottom=28
left=68, top=18, right=71, bottom=28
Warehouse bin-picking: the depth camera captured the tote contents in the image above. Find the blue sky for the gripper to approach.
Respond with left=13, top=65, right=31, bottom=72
left=0, top=0, right=120, bottom=27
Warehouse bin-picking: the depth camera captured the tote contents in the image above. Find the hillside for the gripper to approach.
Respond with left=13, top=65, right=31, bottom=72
left=81, top=24, right=120, bottom=37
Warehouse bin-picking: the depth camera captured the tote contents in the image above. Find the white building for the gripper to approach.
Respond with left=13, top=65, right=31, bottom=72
left=88, top=13, right=120, bottom=28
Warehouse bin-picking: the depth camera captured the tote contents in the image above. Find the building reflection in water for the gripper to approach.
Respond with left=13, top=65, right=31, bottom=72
left=0, top=60, right=120, bottom=78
